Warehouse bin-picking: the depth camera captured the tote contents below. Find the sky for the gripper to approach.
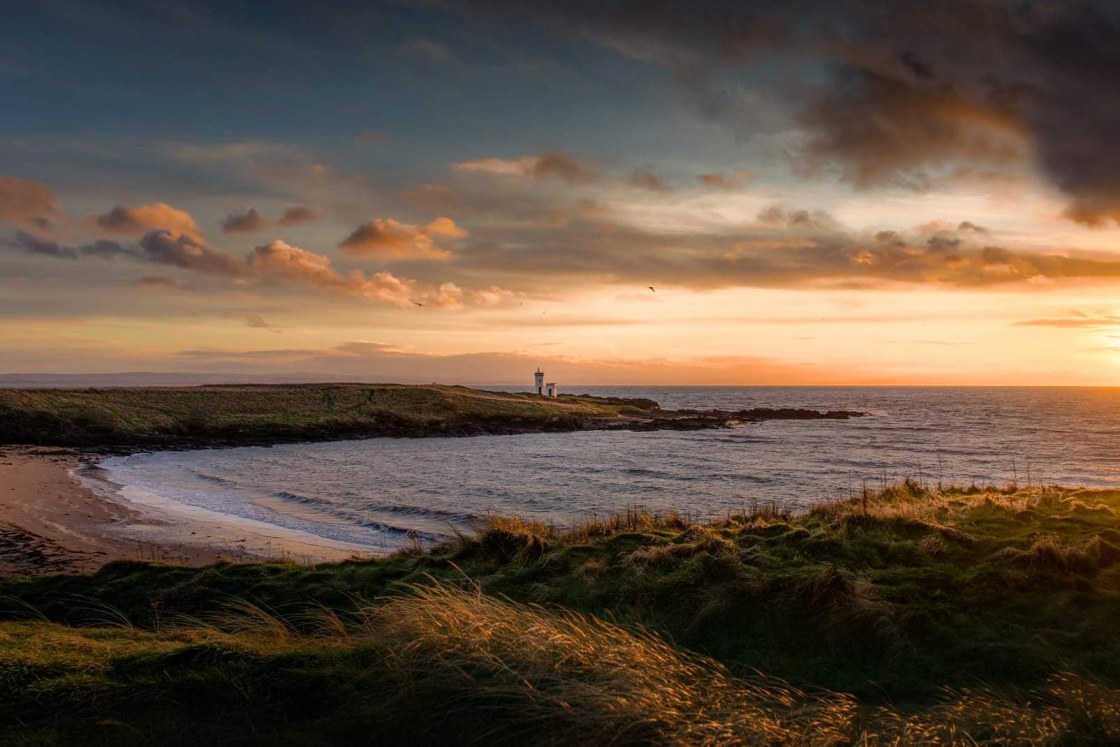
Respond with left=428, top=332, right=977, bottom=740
left=5, top=0, right=1120, bottom=385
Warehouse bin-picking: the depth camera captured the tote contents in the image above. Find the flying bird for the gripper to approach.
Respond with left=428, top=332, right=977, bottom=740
left=649, top=286, right=656, bottom=293
left=412, top=301, right=425, bottom=307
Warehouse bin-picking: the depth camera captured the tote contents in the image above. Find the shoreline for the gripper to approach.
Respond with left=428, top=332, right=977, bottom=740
left=0, top=387, right=868, bottom=576
left=0, top=446, right=379, bottom=576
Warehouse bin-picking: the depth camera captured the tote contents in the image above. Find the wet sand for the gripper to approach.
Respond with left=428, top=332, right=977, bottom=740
left=0, top=446, right=377, bottom=576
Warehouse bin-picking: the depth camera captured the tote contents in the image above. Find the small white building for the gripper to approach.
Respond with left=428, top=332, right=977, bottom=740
left=546, top=382, right=558, bottom=397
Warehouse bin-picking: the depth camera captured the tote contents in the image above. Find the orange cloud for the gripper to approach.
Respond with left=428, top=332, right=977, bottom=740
left=339, top=217, right=465, bottom=259
left=95, top=202, right=205, bottom=243
left=277, top=206, right=319, bottom=226
left=248, top=239, right=416, bottom=306
left=472, top=285, right=523, bottom=306
left=0, top=176, right=60, bottom=232
left=432, top=282, right=464, bottom=309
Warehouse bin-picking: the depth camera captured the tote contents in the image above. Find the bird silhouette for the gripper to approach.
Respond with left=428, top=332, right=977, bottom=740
left=649, top=286, right=656, bottom=293
left=412, top=301, right=425, bottom=307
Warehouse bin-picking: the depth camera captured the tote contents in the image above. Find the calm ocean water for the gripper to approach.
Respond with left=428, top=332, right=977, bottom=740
left=99, top=387, right=1120, bottom=553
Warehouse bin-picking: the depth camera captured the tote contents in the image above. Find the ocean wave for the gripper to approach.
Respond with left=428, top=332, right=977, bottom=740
left=365, top=504, right=480, bottom=524
left=189, top=469, right=240, bottom=487
left=272, top=489, right=330, bottom=506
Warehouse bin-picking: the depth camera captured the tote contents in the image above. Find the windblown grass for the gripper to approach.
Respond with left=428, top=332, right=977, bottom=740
left=4, top=482, right=1120, bottom=742
left=372, top=583, right=861, bottom=745
left=2, top=582, right=1119, bottom=745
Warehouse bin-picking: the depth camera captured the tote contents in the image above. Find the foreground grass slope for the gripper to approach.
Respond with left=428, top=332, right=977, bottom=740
left=4, top=482, right=1120, bottom=743
left=0, top=384, right=645, bottom=446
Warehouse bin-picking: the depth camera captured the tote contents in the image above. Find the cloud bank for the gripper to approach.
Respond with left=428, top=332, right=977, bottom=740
left=459, top=1, right=1120, bottom=225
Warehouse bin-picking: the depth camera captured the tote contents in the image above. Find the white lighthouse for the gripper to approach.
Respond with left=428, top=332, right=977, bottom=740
left=534, top=368, right=545, bottom=395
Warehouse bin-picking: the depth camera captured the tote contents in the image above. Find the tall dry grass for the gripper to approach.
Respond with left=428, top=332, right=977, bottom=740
left=368, top=583, right=860, bottom=745
left=240, top=582, right=1119, bottom=745
left=8, top=579, right=1120, bottom=745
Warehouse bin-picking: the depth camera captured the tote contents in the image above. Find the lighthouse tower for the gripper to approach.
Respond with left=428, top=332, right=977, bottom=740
left=534, top=368, right=545, bottom=395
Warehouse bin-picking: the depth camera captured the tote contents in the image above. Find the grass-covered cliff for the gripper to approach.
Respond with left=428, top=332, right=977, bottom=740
left=0, top=384, right=651, bottom=446
left=0, top=384, right=864, bottom=448
left=3, top=481, right=1120, bottom=744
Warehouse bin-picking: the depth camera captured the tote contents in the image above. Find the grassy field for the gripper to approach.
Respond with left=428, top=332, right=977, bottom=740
left=0, top=384, right=648, bottom=446
left=3, top=481, right=1120, bottom=744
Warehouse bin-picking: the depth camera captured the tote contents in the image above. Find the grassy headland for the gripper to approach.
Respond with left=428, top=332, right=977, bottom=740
left=0, top=383, right=863, bottom=448
left=0, top=384, right=641, bottom=447
left=3, top=481, right=1120, bottom=744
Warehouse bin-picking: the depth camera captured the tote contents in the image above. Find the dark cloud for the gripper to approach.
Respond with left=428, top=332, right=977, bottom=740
left=795, top=65, right=1026, bottom=190
left=79, top=239, right=133, bottom=259
left=5, top=231, right=77, bottom=259
left=457, top=1, right=1120, bottom=224
left=874, top=230, right=907, bottom=249
left=220, top=208, right=267, bottom=234
left=757, top=206, right=835, bottom=229
left=277, top=206, right=319, bottom=226
left=5, top=231, right=129, bottom=261
left=927, top=236, right=961, bottom=252
left=138, top=230, right=248, bottom=276
left=219, top=205, right=319, bottom=233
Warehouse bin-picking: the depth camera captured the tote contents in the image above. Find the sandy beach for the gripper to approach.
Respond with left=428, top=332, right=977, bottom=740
left=0, top=446, right=376, bottom=576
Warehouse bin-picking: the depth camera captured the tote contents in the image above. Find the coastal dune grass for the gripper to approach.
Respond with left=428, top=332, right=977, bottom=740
left=4, top=482, right=1120, bottom=742
left=2, top=583, right=1120, bottom=745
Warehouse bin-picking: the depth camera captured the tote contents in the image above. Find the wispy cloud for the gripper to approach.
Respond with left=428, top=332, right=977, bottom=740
left=1014, top=312, right=1120, bottom=328
left=452, top=152, right=597, bottom=183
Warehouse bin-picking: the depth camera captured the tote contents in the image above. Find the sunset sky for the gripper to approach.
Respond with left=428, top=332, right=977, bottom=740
left=5, top=1, right=1120, bottom=385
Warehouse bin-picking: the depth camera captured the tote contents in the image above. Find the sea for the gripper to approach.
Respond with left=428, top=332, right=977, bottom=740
left=96, top=387, right=1120, bottom=553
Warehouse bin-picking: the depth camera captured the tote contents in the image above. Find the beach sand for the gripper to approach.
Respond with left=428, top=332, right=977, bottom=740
left=0, top=446, right=376, bottom=576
